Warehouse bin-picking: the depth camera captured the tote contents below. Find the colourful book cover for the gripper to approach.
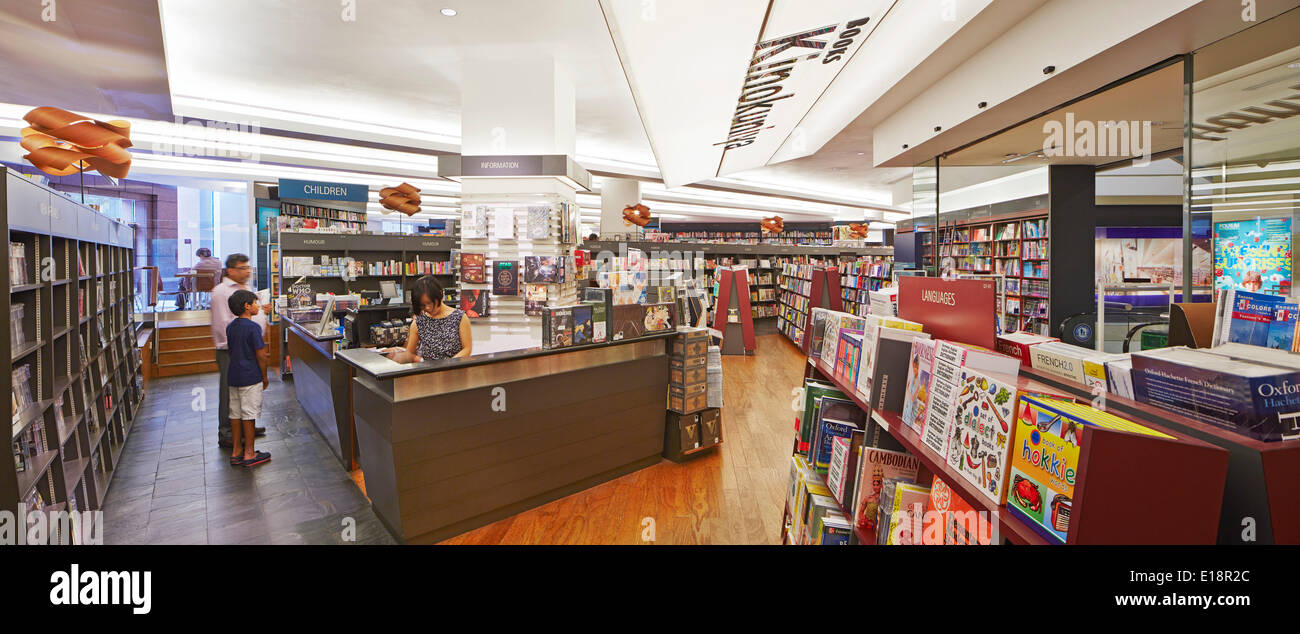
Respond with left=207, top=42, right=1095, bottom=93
left=1267, top=303, right=1299, bottom=351
left=798, top=381, right=848, bottom=456
left=1227, top=289, right=1283, bottom=347
left=543, top=306, right=573, bottom=349
left=460, top=253, right=486, bottom=284
left=901, top=339, right=936, bottom=433
left=814, top=416, right=861, bottom=475
left=834, top=329, right=864, bottom=390
left=1006, top=395, right=1170, bottom=543
left=877, top=481, right=930, bottom=545
left=853, top=446, right=919, bottom=536
left=810, top=396, right=864, bottom=471
left=524, top=284, right=548, bottom=316
left=925, top=475, right=993, bottom=545
left=572, top=304, right=593, bottom=345
left=459, top=289, right=489, bottom=318
left=944, top=369, right=1018, bottom=504
left=809, top=308, right=832, bottom=361
left=492, top=260, right=519, bottom=296
left=524, top=256, right=559, bottom=284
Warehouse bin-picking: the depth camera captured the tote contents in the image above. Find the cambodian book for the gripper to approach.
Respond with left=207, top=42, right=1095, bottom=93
left=853, top=446, right=919, bottom=536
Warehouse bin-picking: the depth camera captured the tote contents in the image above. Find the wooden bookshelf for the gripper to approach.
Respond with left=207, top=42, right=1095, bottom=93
left=934, top=212, right=1050, bottom=334
left=4, top=168, right=146, bottom=530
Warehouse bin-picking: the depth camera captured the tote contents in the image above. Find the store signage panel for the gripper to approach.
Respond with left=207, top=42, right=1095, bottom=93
left=599, top=0, right=889, bottom=187
left=460, top=155, right=546, bottom=177
left=278, top=178, right=369, bottom=202
left=897, top=277, right=997, bottom=350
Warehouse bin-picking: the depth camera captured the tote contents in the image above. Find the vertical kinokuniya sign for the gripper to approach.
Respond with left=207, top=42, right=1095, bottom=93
left=716, top=2, right=889, bottom=176
left=598, top=0, right=892, bottom=187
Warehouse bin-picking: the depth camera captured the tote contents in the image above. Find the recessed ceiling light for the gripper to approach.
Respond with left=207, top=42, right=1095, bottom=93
left=440, top=8, right=457, bottom=16
left=856, top=152, right=865, bottom=156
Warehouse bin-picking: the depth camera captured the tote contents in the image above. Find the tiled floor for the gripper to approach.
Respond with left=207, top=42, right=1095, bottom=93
left=101, top=372, right=396, bottom=545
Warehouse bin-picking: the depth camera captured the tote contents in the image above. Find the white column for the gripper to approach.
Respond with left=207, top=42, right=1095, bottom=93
left=599, top=178, right=642, bottom=239
left=460, top=56, right=581, bottom=353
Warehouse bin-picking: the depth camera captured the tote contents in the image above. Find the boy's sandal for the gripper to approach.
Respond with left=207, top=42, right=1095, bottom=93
left=240, top=451, right=272, bottom=467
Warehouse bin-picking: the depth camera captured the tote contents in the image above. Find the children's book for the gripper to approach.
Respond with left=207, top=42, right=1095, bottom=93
left=901, top=339, right=936, bottom=433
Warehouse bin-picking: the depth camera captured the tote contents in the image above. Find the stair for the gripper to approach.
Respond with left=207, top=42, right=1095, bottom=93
left=155, top=323, right=218, bottom=377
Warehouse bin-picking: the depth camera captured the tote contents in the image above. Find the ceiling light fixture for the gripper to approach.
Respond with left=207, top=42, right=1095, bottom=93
left=440, top=8, right=457, bottom=16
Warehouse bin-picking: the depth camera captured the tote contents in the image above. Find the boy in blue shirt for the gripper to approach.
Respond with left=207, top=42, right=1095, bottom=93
left=225, top=289, right=271, bottom=467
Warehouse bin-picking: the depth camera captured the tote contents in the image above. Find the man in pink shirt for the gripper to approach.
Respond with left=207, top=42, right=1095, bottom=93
left=211, top=253, right=268, bottom=448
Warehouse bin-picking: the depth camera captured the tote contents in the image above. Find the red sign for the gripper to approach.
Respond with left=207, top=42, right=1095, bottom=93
left=897, top=277, right=997, bottom=350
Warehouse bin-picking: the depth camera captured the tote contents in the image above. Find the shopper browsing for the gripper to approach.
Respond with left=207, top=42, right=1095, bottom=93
left=385, top=275, right=472, bottom=363
left=225, top=289, right=271, bottom=467
left=210, top=254, right=268, bottom=448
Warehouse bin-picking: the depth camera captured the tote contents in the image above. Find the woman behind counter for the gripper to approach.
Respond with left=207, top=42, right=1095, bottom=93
left=385, top=275, right=472, bottom=363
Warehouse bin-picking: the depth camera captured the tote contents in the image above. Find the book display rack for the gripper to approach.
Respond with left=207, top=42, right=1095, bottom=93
left=583, top=240, right=892, bottom=328
left=781, top=280, right=1232, bottom=546
left=711, top=267, right=756, bottom=355
left=3, top=168, right=145, bottom=530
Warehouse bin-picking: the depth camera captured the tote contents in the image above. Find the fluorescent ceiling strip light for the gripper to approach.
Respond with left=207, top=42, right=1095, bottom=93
left=1191, top=177, right=1300, bottom=191
left=128, top=154, right=456, bottom=192
left=1190, top=161, right=1300, bottom=178
left=169, top=95, right=461, bottom=148
left=1191, top=188, right=1300, bottom=200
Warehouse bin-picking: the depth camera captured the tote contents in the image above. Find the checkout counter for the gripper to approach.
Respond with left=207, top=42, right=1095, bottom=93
left=335, top=333, right=673, bottom=544
left=282, top=313, right=359, bottom=470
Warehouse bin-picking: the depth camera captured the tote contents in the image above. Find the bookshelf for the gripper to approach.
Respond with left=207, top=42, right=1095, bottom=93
left=934, top=213, right=1050, bottom=334
left=839, top=256, right=895, bottom=318
left=583, top=241, right=893, bottom=327
left=4, top=168, right=145, bottom=531
left=276, top=201, right=367, bottom=233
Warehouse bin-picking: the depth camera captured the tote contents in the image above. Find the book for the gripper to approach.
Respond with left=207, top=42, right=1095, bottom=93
left=491, top=207, right=515, bottom=240
left=492, top=260, right=519, bottom=296
left=1267, top=303, right=1300, bottom=351
left=9, top=241, right=28, bottom=286
left=1214, top=288, right=1285, bottom=347
left=919, top=341, right=1020, bottom=460
left=460, top=253, right=486, bottom=284
left=853, top=446, right=919, bottom=536
left=526, top=205, right=551, bottom=239
left=877, top=481, right=931, bottom=545
left=542, top=306, right=574, bottom=349
left=816, top=514, right=853, bottom=545
left=826, top=433, right=862, bottom=509
left=900, top=339, right=936, bottom=433
left=995, top=332, right=1059, bottom=363
left=1007, top=396, right=1171, bottom=542
left=944, top=368, right=1018, bottom=504
left=860, top=325, right=931, bottom=412
left=798, top=381, right=848, bottom=457
left=813, top=409, right=862, bottom=475
left=1130, top=346, right=1300, bottom=441
left=459, top=289, right=489, bottom=318
left=582, top=298, right=608, bottom=343
left=808, top=308, right=832, bottom=361
left=833, top=329, right=865, bottom=390
left=524, top=256, right=559, bottom=284
left=572, top=304, right=593, bottom=345
left=462, top=205, right=488, bottom=239
left=524, top=284, right=548, bottom=316
left=642, top=302, right=674, bottom=333
left=925, top=474, right=993, bottom=545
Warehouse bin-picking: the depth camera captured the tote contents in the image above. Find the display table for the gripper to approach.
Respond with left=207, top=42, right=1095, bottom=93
left=336, top=333, right=673, bottom=544
left=283, top=315, right=358, bottom=470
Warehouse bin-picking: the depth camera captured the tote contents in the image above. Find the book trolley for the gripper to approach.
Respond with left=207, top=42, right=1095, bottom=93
left=3, top=168, right=146, bottom=534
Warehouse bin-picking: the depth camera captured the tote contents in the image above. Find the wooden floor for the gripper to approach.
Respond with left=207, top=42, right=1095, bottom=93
left=439, top=333, right=806, bottom=545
